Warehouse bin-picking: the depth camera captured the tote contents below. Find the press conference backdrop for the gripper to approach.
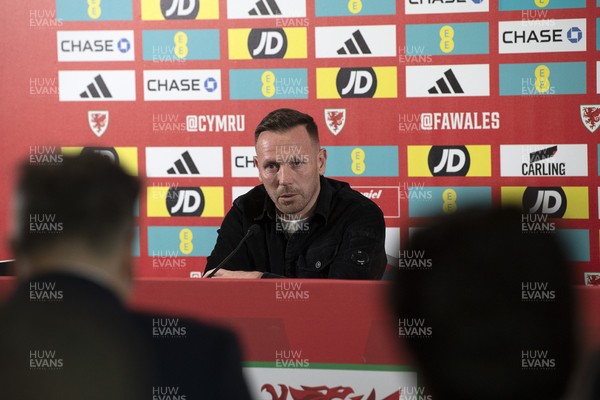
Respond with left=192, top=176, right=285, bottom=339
left=1, top=1, right=600, bottom=283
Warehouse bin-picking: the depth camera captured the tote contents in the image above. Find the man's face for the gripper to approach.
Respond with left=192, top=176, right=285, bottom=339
left=254, top=125, right=326, bottom=218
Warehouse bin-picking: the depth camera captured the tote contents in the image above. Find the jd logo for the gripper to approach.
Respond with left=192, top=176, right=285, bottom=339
left=161, top=0, right=199, bottom=19
left=336, top=67, right=377, bottom=98
left=522, top=187, right=566, bottom=218
left=248, top=29, right=287, bottom=58
left=80, top=147, right=119, bottom=164
left=166, top=187, right=205, bottom=216
left=427, top=146, right=470, bottom=176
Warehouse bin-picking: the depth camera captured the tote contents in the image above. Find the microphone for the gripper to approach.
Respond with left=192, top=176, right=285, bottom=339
left=204, top=224, right=260, bottom=278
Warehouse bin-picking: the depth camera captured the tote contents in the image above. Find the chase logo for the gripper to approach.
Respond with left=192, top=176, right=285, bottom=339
left=406, top=0, right=488, bottom=14
left=228, top=28, right=307, bottom=59
left=405, top=23, right=489, bottom=55
left=147, top=227, right=218, bottom=257
left=315, top=0, right=395, bottom=16
left=143, top=70, right=221, bottom=101
left=315, top=25, right=396, bottom=58
left=324, top=146, right=398, bottom=177
left=499, top=19, right=586, bottom=54
left=317, top=67, right=397, bottom=99
left=143, top=30, right=220, bottom=61
left=499, top=62, right=586, bottom=96
left=230, top=69, right=308, bottom=100
left=499, top=0, right=585, bottom=10
left=61, top=147, right=138, bottom=175
left=408, top=187, right=492, bottom=217
left=58, top=31, right=135, bottom=62
left=501, top=186, right=589, bottom=219
left=56, top=0, right=132, bottom=21
left=407, top=145, right=491, bottom=177
left=141, top=0, right=219, bottom=20
left=147, top=186, right=225, bottom=217
left=227, top=0, right=306, bottom=19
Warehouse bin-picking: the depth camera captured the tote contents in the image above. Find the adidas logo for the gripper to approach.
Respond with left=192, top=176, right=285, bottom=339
left=337, top=30, right=371, bottom=55
left=167, top=151, right=200, bottom=175
left=427, top=69, right=464, bottom=95
left=80, top=75, right=112, bottom=99
left=248, top=0, right=282, bottom=16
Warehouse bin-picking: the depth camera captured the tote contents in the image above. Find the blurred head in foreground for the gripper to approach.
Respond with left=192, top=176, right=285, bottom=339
left=10, top=152, right=139, bottom=299
left=391, top=207, right=577, bottom=400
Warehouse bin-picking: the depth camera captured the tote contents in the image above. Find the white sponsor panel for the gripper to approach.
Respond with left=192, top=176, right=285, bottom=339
left=315, top=25, right=396, bottom=58
left=244, top=366, right=416, bottom=400
left=385, top=228, right=400, bottom=267
left=406, top=64, right=490, bottom=98
left=231, top=146, right=258, bottom=178
left=58, top=70, right=136, bottom=102
left=143, top=69, right=221, bottom=101
left=597, top=62, right=600, bottom=94
left=500, top=144, right=588, bottom=177
left=232, top=186, right=255, bottom=203
left=499, top=19, right=586, bottom=54
left=145, top=147, right=224, bottom=177
left=227, top=0, right=306, bottom=19
left=406, top=0, right=489, bottom=14
left=57, top=30, right=134, bottom=62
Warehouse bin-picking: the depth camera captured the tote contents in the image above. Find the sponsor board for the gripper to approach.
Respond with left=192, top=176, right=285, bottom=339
left=555, top=229, right=590, bottom=262
left=244, top=364, right=414, bottom=400
left=143, top=69, right=221, bottom=101
left=385, top=228, right=400, bottom=267
left=406, top=0, right=488, bottom=14
left=315, top=0, right=396, bottom=16
left=353, top=186, right=400, bottom=218
left=405, top=23, right=489, bottom=55
left=145, top=147, right=223, bottom=177
left=315, top=25, right=396, bottom=58
left=324, top=146, right=399, bottom=177
left=406, top=64, right=489, bottom=98
left=147, top=186, right=224, bottom=217
left=143, top=30, right=220, bottom=61
left=499, top=62, right=586, bottom=96
left=56, top=0, right=132, bottom=21
left=502, top=187, right=589, bottom=219
left=228, top=28, right=307, bottom=59
left=499, top=19, right=586, bottom=54
left=232, top=187, right=255, bottom=202
left=316, top=67, right=397, bottom=99
left=141, top=0, right=219, bottom=20
left=147, top=227, right=218, bottom=257
left=57, top=31, right=134, bottom=62
left=227, top=0, right=306, bottom=19
left=58, top=70, right=136, bottom=102
left=500, top=145, right=588, bottom=177
left=133, top=227, right=140, bottom=257
left=230, top=69, right=308, bottom=99
left=499, top=0, right=585, bottom=10
left=407, top=145, right=491, bottom=177
left=408, top=187, right=492, bottom=217
left=231, top=147, right=258, bottom=178
left=61, top=147, right=138, bottom=175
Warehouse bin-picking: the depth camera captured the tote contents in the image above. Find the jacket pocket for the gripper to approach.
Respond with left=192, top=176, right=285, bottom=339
left=297, top=240, right=339, bottom=278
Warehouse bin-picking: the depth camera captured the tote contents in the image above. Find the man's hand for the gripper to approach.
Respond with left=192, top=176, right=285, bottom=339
left=204, top=268, right=263, bottom=279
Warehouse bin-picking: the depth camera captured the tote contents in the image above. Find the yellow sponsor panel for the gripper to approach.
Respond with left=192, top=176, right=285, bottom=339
left=407, top=145, right=491, bottom=177
left=228, top=28, right=307, bottom=60
left=501, top=187, right=588, bottom=219
left=141, top=0, right=219, bottom=20
left=147, top=186, right=224, bottom=217
left=316, top=67, right=397, bottom=99
left=61, top=147, right=138, bottom=176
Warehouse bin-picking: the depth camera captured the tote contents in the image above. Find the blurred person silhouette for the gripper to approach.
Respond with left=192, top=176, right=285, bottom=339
left=0, top=153, right=251, bottom=400
left=390, top=207, right=578, bottom=400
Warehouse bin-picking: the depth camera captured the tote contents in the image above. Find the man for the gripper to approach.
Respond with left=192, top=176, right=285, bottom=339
left=0, top=154, right=251, bottom=400
left=206, top=108, right=386, bottom=279
left=390, top=207, right=578, bottom=400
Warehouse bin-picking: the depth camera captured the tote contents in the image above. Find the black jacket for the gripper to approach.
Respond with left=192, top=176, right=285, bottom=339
left=206, top=176, right=387, bottom=279
left=0, top=272, right=251, bottom=400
